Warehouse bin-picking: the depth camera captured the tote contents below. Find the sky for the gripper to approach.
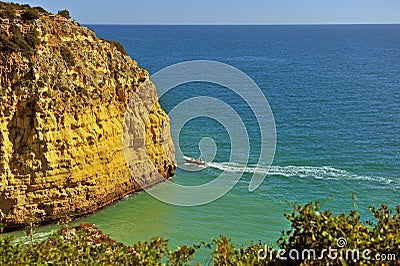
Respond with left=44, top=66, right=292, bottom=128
left=5, top=0, right=400, bottom=25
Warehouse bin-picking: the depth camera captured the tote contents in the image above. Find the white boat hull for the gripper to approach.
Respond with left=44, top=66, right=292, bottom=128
left=183, top=156, right=207, bottom=165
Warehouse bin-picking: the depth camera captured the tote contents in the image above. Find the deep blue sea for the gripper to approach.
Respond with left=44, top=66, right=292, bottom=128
left=11, top=25, right=400, bottom=259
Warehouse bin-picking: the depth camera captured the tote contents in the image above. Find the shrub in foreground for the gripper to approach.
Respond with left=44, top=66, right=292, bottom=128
left=278, top=200, right=400, bottom=265
left=0, top=200, right=399, bottom=265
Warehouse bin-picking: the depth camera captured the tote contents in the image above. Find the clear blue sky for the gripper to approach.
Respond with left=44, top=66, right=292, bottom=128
left=6, top=0, right=400, bottom=25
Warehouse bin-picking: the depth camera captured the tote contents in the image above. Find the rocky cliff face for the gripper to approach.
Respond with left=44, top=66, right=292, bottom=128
left=0, top=4, right=176, bottom=231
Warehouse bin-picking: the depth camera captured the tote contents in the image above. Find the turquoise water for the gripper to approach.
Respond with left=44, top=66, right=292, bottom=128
left=11, top=25, right=400, bottom=255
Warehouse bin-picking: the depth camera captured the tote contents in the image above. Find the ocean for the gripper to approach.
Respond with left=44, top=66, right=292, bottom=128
left=11, top=25, right=400, bottom=256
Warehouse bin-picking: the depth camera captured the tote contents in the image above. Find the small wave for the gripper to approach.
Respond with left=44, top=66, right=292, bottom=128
left=207, top=162, right=397, bottom=185
left=227, top=56, right=287, bottom=63
left=10, top=231, right=55, bottom=245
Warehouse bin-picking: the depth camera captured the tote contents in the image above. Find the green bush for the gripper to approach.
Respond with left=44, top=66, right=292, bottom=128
left=25, top=29, right=41, bottom=48
left=57, top=9, right=71, bottom=19
left=0, top=223, right=198, bottom=265
left=104, top=39, right=128, bottom=55
left=10, top=26, right=33, bottom=55
left=0, top=7, right=16, bottom=19
left=168, top=245, right=196, bottom=265
left=277, top=199, right=400, bottom=265
left=21, top=9, right=39, bottom=21
left=60, top=46, right=75, bottom=67
left=0, top=201, right=399, bottom=265
left=0, top=2, right=21, bottom=11
left=0, top=26, right=40, bottom=56
left=32, top=6, right=48, bottom=14
left=1, top=2, right=46, bottom=19
left=0, top=33, right=17, bottom=52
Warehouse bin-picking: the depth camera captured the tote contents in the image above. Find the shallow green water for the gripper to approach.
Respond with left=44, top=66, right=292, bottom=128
left=8, top=25, right=400, bottom=258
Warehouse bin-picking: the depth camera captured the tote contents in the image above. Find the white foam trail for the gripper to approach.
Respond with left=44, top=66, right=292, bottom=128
left=207, top=162, right=398, bottom=186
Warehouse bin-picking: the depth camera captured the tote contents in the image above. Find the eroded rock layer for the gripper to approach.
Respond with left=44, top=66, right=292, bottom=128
left=0, top=4, right=176, bottom=231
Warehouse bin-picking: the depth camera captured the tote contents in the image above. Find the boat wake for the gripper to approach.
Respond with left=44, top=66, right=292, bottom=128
left=207, top=162, right=398, bottom=186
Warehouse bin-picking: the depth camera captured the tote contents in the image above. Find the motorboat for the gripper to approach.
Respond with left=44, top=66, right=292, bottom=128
left=183, top=155, right=207, bottom=165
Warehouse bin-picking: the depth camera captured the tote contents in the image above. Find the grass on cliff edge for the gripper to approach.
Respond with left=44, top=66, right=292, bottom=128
left=0, top=2, right=45, bottom=55
left=1, top=198, right=399, bottom=265
left=0, top=2, right=128, bottom=58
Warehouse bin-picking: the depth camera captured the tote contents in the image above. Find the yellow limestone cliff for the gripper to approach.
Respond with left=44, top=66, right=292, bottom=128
left=0, top=4, right=176, bottom=231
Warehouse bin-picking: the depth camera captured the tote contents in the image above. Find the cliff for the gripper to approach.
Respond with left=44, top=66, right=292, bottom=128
left=0, top=3, right=176, bottom=231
